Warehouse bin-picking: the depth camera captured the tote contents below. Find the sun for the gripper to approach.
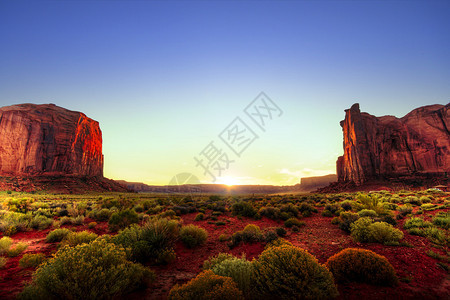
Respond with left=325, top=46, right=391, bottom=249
left=217, top=176, right=239, bottom=186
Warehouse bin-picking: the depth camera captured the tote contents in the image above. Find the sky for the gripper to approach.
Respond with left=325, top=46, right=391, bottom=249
left=0, top=1, right=449, bottom=186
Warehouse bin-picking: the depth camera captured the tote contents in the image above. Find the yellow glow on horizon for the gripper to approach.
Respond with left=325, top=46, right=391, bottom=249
left=216, top=176, right=240, bottom=186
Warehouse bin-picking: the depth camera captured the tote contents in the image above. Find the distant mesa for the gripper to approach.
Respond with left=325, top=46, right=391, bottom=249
left=299, top=174, right=337, bottom=190
left=337, top=103, right=450, bottom=185
left=0, top=103, right=103, bottom=177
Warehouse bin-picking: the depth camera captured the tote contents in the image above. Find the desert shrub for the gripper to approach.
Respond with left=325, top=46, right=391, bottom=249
left=0, top=236, right=13, bottom=254
left=419, top=196, right=432, bottom=204
left=358, top=209, right=378, bottom=218
left=367, top=222, right=404, bottom=244
left=194, top=213, right=205, bottom=221
left=229, top=224, right=263, bottom=247
left=113, top=218, right=179, bottom=263
left=350, top=217, right=373, bottom=243
left=92, top=208, right=111, bottom=221
left=276, top=227, right=287, bottom=237
left=160, top=209, right=177, bottom=219
left=29, top=215, right=53, bottom=230
left=108, top=209, right=139, bottom=231
left=351, top=218, right=403, bottom=244
left=203, top=253, right=235, bottom=270
left=168, top=270, right=244, bottom=300
left=19, top=239, right=154, bottom=300
left=264, top=237, right=293, bottom=249
left=433, top=212, right=450, bottom=229
left=218, top=234, right=229, bottom=242
left=232, top=201, right=256, bottom=218
left=404, top=196, right=421, bottom=206
left=284, top=217, right=304, bottom=228
left=379, top=214, right=397, bottom=226
left=19, top=253, right=46, bottom=268
left=60, top=231, right=98, bottom=247
left=340, top=200, right=353, bottom=211
left=356, top=193, right=385, bottom=214
left=211, top=256, right=253, bottom=296
left=0, top=256, right=7, bottom=268
left=71, top=215, right=85, bottom=225
left=338, top=211, right=360, bottom=232
left=299, top=202, right=318, bottom=217
left=321, top=210, right=334, bottom=217
left=59, top=216, right=71, bottom=225
left=258, top=207, right=281, bottom=220
left=397, top=205, right=413, bottom=219
left=88, top=222, right=97, bottom=229
left=326, top=248, right=398, bottom=286
left=263, top=229, right=278, bottom=243
left=404, top=217, right=433, bottom=230
left=252, top=245, right=338, bottom=299
left=280, top=203, right=300, bottom=217
left=325, top=203, right=341, bottom=215
left=156, top=248, right=177, bottom=264
left=0, top=211, right=32, bottom=235
left=46, top=228, right=71, bottom=243
left=7, top=242, right=28, bottom=257
left=180, top=225, right=208, bottom=248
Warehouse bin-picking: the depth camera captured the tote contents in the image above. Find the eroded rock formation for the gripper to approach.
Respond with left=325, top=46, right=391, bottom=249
left=0, top=103, right=103, bottom=176
left=337, top=103, right=449, bottom=185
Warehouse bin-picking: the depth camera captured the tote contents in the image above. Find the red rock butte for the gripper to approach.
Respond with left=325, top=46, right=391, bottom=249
left=337, top=103, right=450, bottom=185
left=0, top=103, right=103, bottom=177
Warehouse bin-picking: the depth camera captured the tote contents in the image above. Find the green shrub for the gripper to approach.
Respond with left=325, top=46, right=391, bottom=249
left=351, top=218, right=403, bottom=244
left=338, top=211, right=360, bottom=232
left=156, top=248, right=177, bottom=264
left=180, top=225, right=208, bottom=248
left=29, top=215, right=53, bottom=230
left=60, top=231, right=98, bottom=247
left=46, top=228, right=71, bottom=243
left=404, top=217, right=433, bottom=230
left=168, top=270, right=244, bottom=300
left=71, top=215, right=85, bottom=226
left=367, top=222, right=404, bottom=244
left=113, top=218, right=179, bottom=263
left=433, top=212, right=450, bottom=229
left=0, top=236, right=13, bottom=254
left=19, top=253, right=46, bottom=268
left=218, top=234, right=229, bottom=242
left=108, top=209, right=139, bottom=231
left=284, top=217, right=305, bottom=228
left=232, top=201, right=256, bottom=218
left=264, top=237, right=293, bottom=249
left=19, top=239, right=154, bottom=300
left=194, top=213, right=205, bottom=221
left=211, top=256, right=253, bottom=296
left=92, top=208, right=111, bottom=221
left=397, top=205, right=413, bottom=218
left=356, top=193, right=385, bottom=214
left=258, top=207, right=281, bottom=220
left=350, top=217, right=374, bottom=243
left=7, top=242, right=28, bottom=257
left=203, top=253, right=235, bottom=270
left=276, top=227, right=287, bottom=237
left=326, top=248, right=398, bottom=286
left=229, top=224, right=263, bottom=247
left=358, top=209, right=378, bottom=218
left=252, top=245, right=338, bottom=299
left=0, top=256, right=7, bottom=268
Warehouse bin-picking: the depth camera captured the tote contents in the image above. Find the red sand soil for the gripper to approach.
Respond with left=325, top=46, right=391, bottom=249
left=0, top=209, right=448, bottom=299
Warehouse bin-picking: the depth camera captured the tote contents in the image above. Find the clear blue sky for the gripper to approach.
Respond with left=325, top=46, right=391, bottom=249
left=1, top=1, right=449, bottom=185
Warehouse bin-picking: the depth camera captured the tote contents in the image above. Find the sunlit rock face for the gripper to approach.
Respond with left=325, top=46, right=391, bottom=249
left=337, top=103, right=449, bottom=185
left=0, top=103, right=103, bottom=176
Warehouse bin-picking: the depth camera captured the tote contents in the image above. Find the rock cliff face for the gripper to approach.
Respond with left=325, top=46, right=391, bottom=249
left=0, top=103, right=103, bottom=176
left=337, top=103, right=449, bottom=185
